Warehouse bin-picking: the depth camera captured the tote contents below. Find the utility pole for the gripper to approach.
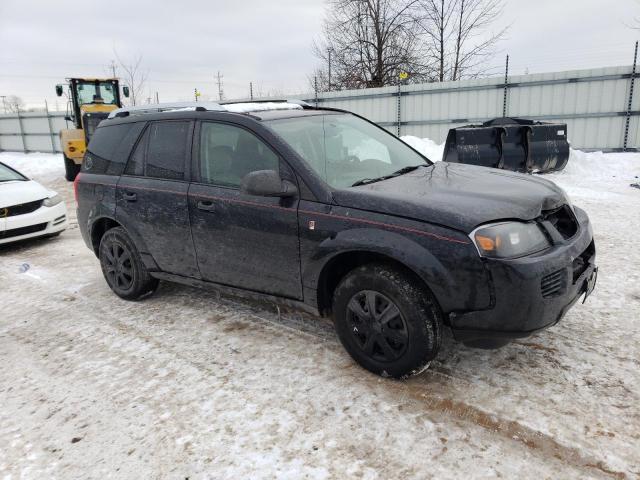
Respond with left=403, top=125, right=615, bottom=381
left=0, top=96, right=6, bottom=114
left=109, top=60, right=117, bottom=78
left=155, top=91, right=159, bottom=104
left=250, top=82, right=253, bottom=100
left=216, top=71, right=224, bottom=101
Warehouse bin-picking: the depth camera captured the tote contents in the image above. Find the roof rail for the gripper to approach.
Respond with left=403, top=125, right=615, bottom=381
left=107, top=101, right=225, bottom=119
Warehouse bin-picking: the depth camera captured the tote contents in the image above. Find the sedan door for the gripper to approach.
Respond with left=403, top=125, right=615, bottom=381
left=188, top=121, right=302, bottom=299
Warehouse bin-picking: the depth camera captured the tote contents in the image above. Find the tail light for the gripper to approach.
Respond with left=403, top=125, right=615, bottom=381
left=73, top=172, right=81, bottom=203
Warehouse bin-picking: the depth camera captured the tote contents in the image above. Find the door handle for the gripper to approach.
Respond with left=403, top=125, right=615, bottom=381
left=197, top=200, right=216, bottom=212
left=122, top=192, right=137, bottom=202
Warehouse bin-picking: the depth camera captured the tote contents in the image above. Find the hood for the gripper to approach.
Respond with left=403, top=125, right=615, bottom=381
left=332, top=162, right=568, bottom=233
left=0, top=180, right=52, bottom=208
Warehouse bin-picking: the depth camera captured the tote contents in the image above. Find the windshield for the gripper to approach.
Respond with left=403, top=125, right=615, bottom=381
left=0, top=163, right=27, bottom=182
left=75, top=80, right=118, bottom=105
left=266, top=113, right=430, bottom=189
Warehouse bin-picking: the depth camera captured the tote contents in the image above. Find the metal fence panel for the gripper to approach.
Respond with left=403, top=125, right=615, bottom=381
left=300, top=65, right=638, bottom=151
left=1, top=65, right=638, bottom=153
left=0, top=112, right=67, bottom=154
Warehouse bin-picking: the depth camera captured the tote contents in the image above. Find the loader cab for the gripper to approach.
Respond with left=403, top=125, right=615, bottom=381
left=56, top=77, right=130, bottom=181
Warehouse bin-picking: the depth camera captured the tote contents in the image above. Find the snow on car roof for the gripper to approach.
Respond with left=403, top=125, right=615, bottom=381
left=222, top=102, right=303, bottom=113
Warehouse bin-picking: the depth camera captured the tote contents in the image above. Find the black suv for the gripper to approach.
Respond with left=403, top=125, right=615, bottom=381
left=76, top=101, right=597, bottom=378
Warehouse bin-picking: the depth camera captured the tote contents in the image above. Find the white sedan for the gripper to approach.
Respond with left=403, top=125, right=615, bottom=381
left=0, top=161, right=68, bottom=245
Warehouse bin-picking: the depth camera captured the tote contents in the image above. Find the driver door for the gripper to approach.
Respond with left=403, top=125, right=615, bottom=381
left=188, top=121, right=303, bottom=299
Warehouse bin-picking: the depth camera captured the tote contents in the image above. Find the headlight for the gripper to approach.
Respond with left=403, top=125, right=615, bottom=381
left=470, top=221, right=550, bottom=258
left=43, top=194, right=63, bottom=207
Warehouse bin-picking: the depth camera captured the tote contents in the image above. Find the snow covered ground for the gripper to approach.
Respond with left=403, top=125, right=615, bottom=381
left=1, top=148, right=639, bottom=479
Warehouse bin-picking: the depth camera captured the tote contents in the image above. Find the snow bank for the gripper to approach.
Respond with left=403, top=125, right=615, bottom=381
left=401, top=135, right=444, bottom=161
left=400, top=136, right=640, bottom=191
left=0, top=152, right=63, bottom=182
left=549, top=148, right=640, bottom=186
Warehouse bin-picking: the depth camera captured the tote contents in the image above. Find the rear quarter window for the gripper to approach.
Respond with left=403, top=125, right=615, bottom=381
left=83, top=122, right=145, bottom=175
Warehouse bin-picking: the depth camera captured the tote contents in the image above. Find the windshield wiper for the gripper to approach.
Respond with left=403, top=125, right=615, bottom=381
left=351, top=164, right=426, bottom=187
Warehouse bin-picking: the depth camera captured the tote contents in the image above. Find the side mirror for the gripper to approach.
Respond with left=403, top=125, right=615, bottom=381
left=55, top=85, right=63, bottom=97
left=122, top=86, right=130, bottom=98
left=240, top=170, right=297, bottom=197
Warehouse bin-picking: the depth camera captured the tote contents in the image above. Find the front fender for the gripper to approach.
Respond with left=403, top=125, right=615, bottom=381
left=302, top=226, right=490, bottom=313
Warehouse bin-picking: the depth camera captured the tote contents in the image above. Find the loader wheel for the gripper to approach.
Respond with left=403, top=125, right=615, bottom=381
left=64, top=155, right=81, bottom=182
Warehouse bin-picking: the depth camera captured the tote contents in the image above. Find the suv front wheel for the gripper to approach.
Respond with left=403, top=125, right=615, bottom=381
left=333, top=264, right=442, bottom=378
left=99, top=226, right=159, bottom=300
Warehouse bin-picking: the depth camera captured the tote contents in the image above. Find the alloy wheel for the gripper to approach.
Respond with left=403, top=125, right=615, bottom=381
left=103, top=241, right=134, bottom=291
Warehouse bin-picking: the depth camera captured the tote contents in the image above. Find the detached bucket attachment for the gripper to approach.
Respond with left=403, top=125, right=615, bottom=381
left=442, top=117, right=569, bottom=173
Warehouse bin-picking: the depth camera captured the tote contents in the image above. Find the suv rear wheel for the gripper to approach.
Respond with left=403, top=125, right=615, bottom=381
left=333, top=264, right=442, bottom=378
left=99, top=226, right=159, bottom=300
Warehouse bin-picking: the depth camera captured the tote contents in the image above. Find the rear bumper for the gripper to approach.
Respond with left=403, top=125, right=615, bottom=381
left=450, top=206, right=596, bottom=347
left=0, top=202, right=68, bottom=245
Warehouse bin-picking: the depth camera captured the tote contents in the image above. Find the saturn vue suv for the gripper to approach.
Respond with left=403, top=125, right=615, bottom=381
left=75, top=101, right=597, bottom=378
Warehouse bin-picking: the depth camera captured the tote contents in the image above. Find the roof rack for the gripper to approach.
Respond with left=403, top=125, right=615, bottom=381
left=107, top=99, right=314, bottom=119
left=107, top=101, right=225, bottom=119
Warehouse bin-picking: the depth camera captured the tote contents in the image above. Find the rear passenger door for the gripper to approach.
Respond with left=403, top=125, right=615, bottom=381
left=188, top=121, right=302, bottom=299
left=116, top=120, right=200, bottom=278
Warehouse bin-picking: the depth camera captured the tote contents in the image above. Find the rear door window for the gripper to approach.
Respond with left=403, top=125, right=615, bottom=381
left=145, top=121, right=190, bottom=180
left=84, top=122, right=144, bottom=175
left=124, top=127, right=148, bottom=176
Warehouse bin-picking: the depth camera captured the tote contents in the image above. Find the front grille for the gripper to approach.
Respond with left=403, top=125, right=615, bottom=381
left=541, top=205, right=578, bottom=239
left=0, top=222, right=48, bottom=240
left=541, top=269, right=566, bottom=298
left=572, top=240, right=595, bottom=283
left=3, top=199, right=43, bottom=217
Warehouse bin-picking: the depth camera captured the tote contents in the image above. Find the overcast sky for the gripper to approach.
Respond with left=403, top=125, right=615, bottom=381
left=0, top=0, right=638, bottom=110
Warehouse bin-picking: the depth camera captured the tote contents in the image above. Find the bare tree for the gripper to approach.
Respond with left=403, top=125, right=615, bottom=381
left=417, top=0, right=456, bottom=81
left=4, top=95, right=25, bottom=113
left=313, top=0, right=430, bottom=90
left=417, top=0, right=507, bottom=81
left=451, top=0, right=507, bottom=79
left=114, top=52, right=148, bottom=106
left=625, top=0, right=640, bottom=29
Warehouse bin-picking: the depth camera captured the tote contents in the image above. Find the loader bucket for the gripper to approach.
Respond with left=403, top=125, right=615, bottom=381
left=442, top=117, right=569, bottom=173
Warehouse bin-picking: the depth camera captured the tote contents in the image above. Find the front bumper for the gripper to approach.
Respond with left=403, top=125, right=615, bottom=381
left=450, top=206, right=597, bottom=347
left=0, top=201, right=68, bottom=245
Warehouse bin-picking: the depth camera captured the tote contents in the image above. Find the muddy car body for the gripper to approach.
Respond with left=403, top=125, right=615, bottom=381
left=76, top=102, right=597, bottom=378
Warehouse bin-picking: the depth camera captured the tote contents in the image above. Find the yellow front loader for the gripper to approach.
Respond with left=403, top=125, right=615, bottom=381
left=56, top=78, right=129, bottom=180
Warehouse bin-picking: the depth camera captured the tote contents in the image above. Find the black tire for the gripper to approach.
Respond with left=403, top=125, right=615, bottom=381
left=99, top=226, right=159, bottom=300
left=64, top=155, right=81, bottom=182
left=333, top=264, right=442, bottom=379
